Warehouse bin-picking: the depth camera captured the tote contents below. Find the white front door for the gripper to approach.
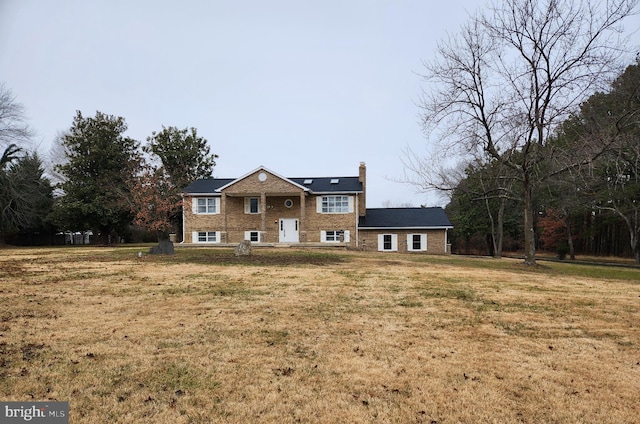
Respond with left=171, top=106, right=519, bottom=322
left=279, top=218, right=299, bottom=243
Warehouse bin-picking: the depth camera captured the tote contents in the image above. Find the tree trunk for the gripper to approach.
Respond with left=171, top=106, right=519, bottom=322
left=496, top=198, right=505, bottom=258
left=487, top=233, right=495, bottom=257
left=523, top=182, right=537, bottom=266
left=484, top=196, right=499, bottom=257
left=156, top=229, right=169, bottom=242
left=565, top=219, right=576, bottom=260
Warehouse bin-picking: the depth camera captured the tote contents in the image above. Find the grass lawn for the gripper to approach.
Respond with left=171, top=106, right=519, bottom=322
left=1, top=246, right=639, bottom=423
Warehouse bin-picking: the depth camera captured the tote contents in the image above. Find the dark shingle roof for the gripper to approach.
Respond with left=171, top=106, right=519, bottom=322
left=182, top=178, right=235, bottom=194
left=359, top=207, right=453, bottom=229
left=183, top=176, right=362, bottom=194
left=290, top=177, right=362, bottom=193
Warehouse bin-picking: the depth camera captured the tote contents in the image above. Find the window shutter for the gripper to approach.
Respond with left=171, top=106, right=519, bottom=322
left=348, top=196, right=354, bottom=213
left=344, top=230, right=350, bottom=243
left=406, top=234, right=413, bottom=251
left=192, top=231, right=199, bottom=243
left=377, top=234, right=384, bottom=251
left=244, top=231, right=251, bottom=241
left=421, top=234, right=427, bottom=251
left=244, top=197, right=249, bottom=214
left=316, top=197, right=323, bottom=213
left=192, top=198, right=198, bottom=214
left=391, top=234, right=398, bottom=251
left=320, top=230, right=327, bottom=242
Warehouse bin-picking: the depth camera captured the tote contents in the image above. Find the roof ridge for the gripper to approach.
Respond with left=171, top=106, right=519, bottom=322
left=366, top=206, right=442, bottom=210
left=290, top=175, right=359, bottom=179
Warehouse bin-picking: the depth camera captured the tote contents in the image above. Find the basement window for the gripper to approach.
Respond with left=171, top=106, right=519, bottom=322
left=196, top=231, right=218, bottom=243
left=244, top=231, right=260, bottom=242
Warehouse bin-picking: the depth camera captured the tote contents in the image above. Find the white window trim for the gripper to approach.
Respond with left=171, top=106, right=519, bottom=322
left=192, top=231, right=220, bottom=243
left=316, top=195, right=354, bottom=214
left=407, top=234, right=428, bottom=251
left=192, top=197, right=219, bottom=214
left=378, top=234, right=398, bottom=252
left=321, top=230, right=351, bottom=243
left=244, top=231, right=261, bottom=243
left=244, top=197, right=260, bottom=214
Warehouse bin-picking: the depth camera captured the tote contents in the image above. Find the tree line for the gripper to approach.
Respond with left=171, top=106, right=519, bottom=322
left=404, top=0, right=639, bottom=264
left=446, top=61, right=640, bottom=263
left=0, top=94, right=217, bottom=245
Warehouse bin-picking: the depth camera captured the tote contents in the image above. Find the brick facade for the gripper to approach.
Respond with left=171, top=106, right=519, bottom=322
left=359, top=229, right=451, bottom=254
left=182, top=164, right=452, bottom=254
left=184, top=168, right=360, bottom=246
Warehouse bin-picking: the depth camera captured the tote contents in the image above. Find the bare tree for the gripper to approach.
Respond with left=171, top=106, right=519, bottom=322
left=0, top=83, right=33, bottom=162
left=409, top=0, right=637, bottom=265
left=46, top=130, right=72, bottom=190
left=381, top=200, right=415, bottom=208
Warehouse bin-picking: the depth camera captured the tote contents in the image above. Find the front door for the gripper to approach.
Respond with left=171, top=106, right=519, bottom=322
left=279, top=218, right=299, bottom=243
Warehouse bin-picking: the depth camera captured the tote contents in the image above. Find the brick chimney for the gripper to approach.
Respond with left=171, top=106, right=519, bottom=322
left=358, top=162, right=366, bottom=217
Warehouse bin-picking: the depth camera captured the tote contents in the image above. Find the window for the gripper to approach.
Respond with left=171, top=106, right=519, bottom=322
left=327, top=230, right=342, bottom=242
left=196, top=231, right=217, bottom=243
left=407, top=234, right=427, bottom=251
left=378, top=234, right=398, bottom=252
left=326, top=230, right=343, bottom=242
left=244, top=231, right=260, bottom=242
left=383, top=234, right=392, bottom=250
left=320, top=195, right=351, bottom=213
left=244, top=197, right=260, bottom=214
left=194, top=197, right=218, bottom=214
left=412, top=235, right=421, bottom=250
left=321, top=230, right=351, bottom=243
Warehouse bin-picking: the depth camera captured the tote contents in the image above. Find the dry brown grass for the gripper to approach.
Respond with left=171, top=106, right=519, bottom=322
left=1, top=246, right=639, bottom=423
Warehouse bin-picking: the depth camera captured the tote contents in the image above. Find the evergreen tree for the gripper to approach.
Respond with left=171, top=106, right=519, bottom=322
left=53, top=111, right=141, bottom=243
left=145, top=126, right=217, bottom=191
left=0, top=152, right=53, bottom=242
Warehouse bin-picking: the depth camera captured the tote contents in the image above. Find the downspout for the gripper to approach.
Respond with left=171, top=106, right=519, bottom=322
left=444, top=228, right=448, bottom=253
left=355, top=193, right=359, bottom=248
left=180, top=193, right=185, bottom=244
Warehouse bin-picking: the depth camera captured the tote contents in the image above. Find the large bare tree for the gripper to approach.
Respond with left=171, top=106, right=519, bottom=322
left=410, top=0, right=637, bottom=265
left=0, top=83, right=33, bottom=162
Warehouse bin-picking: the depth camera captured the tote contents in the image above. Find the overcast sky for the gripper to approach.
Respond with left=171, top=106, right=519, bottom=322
left=1, top=1, right=637, bottom=208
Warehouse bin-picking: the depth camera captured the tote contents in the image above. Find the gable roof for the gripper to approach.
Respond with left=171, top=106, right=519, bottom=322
left=182, top=166, right=363, bottom=195
left=358, top=207, right=453, bottom=229
left=216, top=166, right=310, bottom=192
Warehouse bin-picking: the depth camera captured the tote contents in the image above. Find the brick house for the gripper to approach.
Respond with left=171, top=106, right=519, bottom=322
left=181, top=162, right=453, bottom=253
